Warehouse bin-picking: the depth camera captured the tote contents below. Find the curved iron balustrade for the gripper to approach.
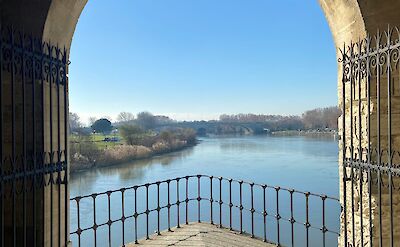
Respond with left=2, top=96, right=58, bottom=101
left=70, top=175, right=340, bottom=247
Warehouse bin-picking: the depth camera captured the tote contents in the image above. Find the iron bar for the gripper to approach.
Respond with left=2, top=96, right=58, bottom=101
left=21, top=31, right=27, bottom=247
left=48, top=41, right=54, bottom=247
left=229, top=179, right=232, bottom=230
left=185, top=177, right=189, bottom=225
left=145, top=184, right=149, bottom=240
left=157, top=182, right=160, bottom=235
left=63, top=45, right=69, bottom=247
left=366, top=35, right=373, bottom=247
left=219, top=177, right=222, bottom=228
left=167, top=180, right=170, bottom=231
left=350, top=42, right=356, bottom=247
left=0, top=25, right=4, bottom=247
left=210, top=176, right=213, bottom=225
left=250, top=183, right=254, bottom=238
left=357, top=38, right=364, bottom=247
left=341, top=43, right=348, bottom=247
left=276, top=187, right=280, bottom=246
left=32, top=33, right=37, bottom=247
left=107, top=191, right=111, bottom=247
left=376, top=30, right=383, bottom=247
left=10, top=26, right=16, bottom=247
left=386, top=27, right=394, bottom=247
left=322, top=195, right=327, bottom=247
left=263, top=185, right=267, bottom=243
left=56, top=44, right=62, bottom=247
left=75, top=198, right=81, bottom=247
left=197, top=175, right=201, bottom=223
left=305, top=192, right=310, bottom=247
left=40, top=34, right=46, bottom=247
left=290, top=190, right=294, bottom=247
left=176, top=178, right=180, bottom=228
left=239, top=180, right=243, bottom=234
left=134, top=187, right=138, bottom=244
left=121, top=189, right=126, bottom=246
left=92, top=195, right=97, bottom=247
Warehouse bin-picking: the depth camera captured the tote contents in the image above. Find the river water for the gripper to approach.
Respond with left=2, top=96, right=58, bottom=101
left=70, top=135, right=340, bottom=246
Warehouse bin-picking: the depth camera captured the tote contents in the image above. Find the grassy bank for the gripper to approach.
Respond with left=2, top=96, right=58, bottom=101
left=70, top=128, right=197, bottom=172
left=70, top=141, right=196, bottom=172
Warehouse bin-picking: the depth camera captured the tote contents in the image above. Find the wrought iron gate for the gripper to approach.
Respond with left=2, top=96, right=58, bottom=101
left=340, top=27, right=400, bottom=247
left=0, top=27, right=69, bottom=247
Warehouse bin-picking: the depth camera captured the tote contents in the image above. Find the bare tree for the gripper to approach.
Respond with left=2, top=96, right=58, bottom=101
left=69, top=112, right=82, bottom=131
left=136, top=111, right=156, bottom=130
left=119, top=124, right=146, bottom=145
left=302, top=106, right=340, bottom=129
left=88, top=117, right=97, bottom=127
left=117, top=112, right=135, bottom=123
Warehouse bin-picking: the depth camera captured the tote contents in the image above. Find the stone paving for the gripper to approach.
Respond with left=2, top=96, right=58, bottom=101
left=129, top=223, right=275, bottom=247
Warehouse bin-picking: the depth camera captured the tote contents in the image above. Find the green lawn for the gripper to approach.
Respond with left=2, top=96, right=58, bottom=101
left=70, top=133, right=124, bottom=150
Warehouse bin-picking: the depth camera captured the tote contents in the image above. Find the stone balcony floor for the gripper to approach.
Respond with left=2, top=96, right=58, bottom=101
left=129, top=223, right=274, bottom=247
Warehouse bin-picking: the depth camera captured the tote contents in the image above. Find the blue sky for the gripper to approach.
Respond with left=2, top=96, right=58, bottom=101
left=69, top=0, right=337, bottom=123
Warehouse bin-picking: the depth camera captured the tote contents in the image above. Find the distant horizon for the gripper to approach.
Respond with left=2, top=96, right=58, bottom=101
left=75, top=104, right=338, bottom=125
left=70, top=0, right=337, bottom=125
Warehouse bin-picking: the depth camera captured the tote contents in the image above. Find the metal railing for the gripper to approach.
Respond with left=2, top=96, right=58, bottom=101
left=70, top=175, right=340, bottom=247
left=340, top=27, right=400, bottom=247
left=0, top=26, right=69, bottom=247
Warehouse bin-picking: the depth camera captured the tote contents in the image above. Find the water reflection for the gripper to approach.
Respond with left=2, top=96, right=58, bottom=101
left=70, top=135, right=340, bottom=246
left=70, top=146, right=195, bottom=196
left=218, top=135, right=337, bottom=158
left=71, top=135, right=338, bottom=197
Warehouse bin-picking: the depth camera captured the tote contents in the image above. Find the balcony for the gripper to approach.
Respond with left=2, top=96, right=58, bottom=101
left=70, top=175, right=340, bottom=247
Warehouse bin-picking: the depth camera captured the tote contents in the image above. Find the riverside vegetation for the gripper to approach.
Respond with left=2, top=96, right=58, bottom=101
left=70, top=128, right=196, bottom=172
left=69, top=112, right=196, bottom=172
left=69, top=107, right=340, bottom=172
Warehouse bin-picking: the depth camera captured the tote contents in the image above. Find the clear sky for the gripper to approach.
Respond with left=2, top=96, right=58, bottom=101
left=69, top=0, right=337, bottom=123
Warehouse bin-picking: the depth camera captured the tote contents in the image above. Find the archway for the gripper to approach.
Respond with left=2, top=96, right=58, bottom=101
left=1, top=0, right=400, bottom=246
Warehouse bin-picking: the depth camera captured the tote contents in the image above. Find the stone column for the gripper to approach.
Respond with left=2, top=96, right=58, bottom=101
left=319, top=1, right=400, bottom=246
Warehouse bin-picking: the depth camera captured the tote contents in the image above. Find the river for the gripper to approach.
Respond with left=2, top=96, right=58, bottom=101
left=70, top=135, right=340, bottom=246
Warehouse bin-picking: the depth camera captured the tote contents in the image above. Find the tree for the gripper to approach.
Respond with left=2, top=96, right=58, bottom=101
left=69, top=134, right=100, bottom=163
left=154, top=115, right=175, bottom=125
left=69, top=112, right=82, bottom=131
left=301, top=106, right=341, bottom=130
left=102, top=116, right=113, bottom=122
left=119, top=124, right=145, bottom=145
left=88, top=117, right=97, bottom=127
left=136, top=111, right=156, bottom=130
left=117, top=112, right=135, bottom=123
left=91, top=118, right=112, bottom=134
left=177, top=128, right=197, bottom=144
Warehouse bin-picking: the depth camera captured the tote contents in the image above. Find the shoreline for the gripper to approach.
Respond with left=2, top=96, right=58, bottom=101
left=270, top=130, right=338, bottom=138
left=70, top=141, right=198, bottom=173
left=70, top=131, right=337, bottom=173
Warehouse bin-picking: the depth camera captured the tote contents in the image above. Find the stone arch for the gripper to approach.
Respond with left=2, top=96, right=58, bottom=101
left=0, top=0, right=384, bottom=54
left=42, top=0, right=88, bottom=52
left=2, top=0, right=400, bottom=246
left=0, top=0, right=399, bottom=62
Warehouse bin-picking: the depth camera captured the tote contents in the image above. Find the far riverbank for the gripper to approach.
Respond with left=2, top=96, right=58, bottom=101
left=70, top=128, right=198, bottom=173
left=270, top=129, right=338, bottom=138
left=70, top=140, right=197, bottom=173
